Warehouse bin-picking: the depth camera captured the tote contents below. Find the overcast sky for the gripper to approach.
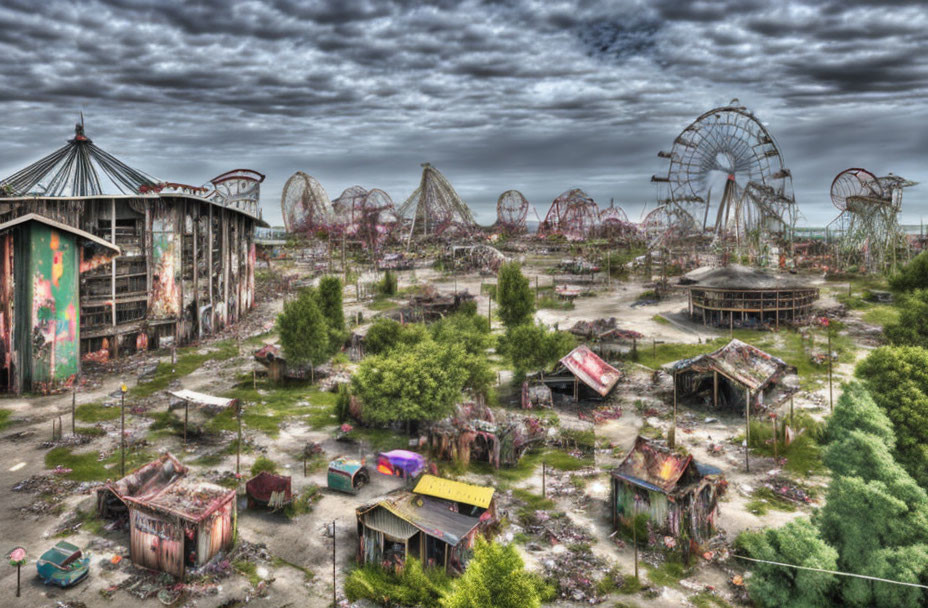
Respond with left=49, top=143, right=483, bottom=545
left=1, top=0, right=926, bottom=228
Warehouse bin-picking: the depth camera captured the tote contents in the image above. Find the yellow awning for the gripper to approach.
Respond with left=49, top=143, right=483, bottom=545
left=413, top=474, right=495, bottom=509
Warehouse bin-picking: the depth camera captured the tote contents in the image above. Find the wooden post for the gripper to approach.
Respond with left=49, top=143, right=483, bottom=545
left=542, top=461, right=546, bottom=498
left=236, top=403, right=242, bottom=476
left=120, top=386, right=126, bottom=477
left=16, top=562, right=20, bottom=597
left=183, top=401, right=188, bottom=447
left=574, top=377, right=579, bottom=402
left=633, top=496, right=639, bottom=581
left=535, top=275, right=539, bottom=300
left=72, top=386, right=76, bottom=435
left=332, top=520, right=337, bottom=608
left=670, top=371, right=677, bottom=448
left=57, top=416, right=62, bottom=440
left=304, top=453, right=307, bottom=477
left=744, top=388, right=750, bottom=473
left=713, top=370, right=719, bottom=408
left=253, top=368, right=256, bottom=390
left=790, top=395, right=794, bottom=426
left=772, top=412, right=778, bottom=461
left=487, top=296, right=491, bottom=332
left=827, top=330, right=833, bottom=412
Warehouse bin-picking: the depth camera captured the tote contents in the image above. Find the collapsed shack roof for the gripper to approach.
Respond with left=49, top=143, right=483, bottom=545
left=413, top=474, right=495, bottom=510
left=427, top=402, right=546, bottom=468
left=245, top=471, right=292, bottom=506
left=124, top=478, right=235, bottom=524
left=665, top=339, right=791, bottom=393
left=569, top=318, right=644, bottom=342
left=98, top=453, right=186, bottom=516
left=680, top=264, right=809, bottom=291
left=358, top=491, right=483, bottom=546
left=612, top=436, right=721, bottom=495
left=557, top=345, right=622, bottom=397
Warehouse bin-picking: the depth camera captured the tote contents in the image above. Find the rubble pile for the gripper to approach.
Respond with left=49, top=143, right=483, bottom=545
left=12, top=473, right=88, bottom=516
left=578, top=405, right=623, bottom=424
left=522, top=509, right=594, bottom=547
left=763, top=473, right=813, bottom=504
left=542, top=549, right=611, bottom=603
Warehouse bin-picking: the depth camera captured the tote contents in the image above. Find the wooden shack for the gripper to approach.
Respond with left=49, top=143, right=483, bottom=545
left=611, top=436, right=725, bottom=546
left=124, top=478, right=235, bottom=579
left=356, top=476, right=496, bottom=574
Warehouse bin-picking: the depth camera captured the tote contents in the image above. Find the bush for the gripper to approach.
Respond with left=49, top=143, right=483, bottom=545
left=376, top=269, right=398, bottom=296
left=496, top=261, right=534, bottom=329
left=250, top=456, right=278, bottom=476
left=345, top=559, right=451, bottom=607
left=889, top=251, right=928, bottom=292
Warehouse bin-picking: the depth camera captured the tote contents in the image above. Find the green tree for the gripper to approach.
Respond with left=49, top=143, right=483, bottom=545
left=441, top=537, right=543, bottom=608
left=351, top=340, right=468, bottom=427
left=430, top=311, right=495, bottom=397
left=736, top=519, right=837, bottom=608
left=856, top=346, right=928, bottom=488
left=889, top=251, right=928, bottom=292
left=363, top=318, right=428, bottom=356
left=884, top=289, right=928, bottom=347
left=495, top=261, right=534, bottom=329
left=503, top=323, right=576, bottom=376
left=317, top=275, right=345, bottom=330
left=276, top=288, right=329, bottom=382
left=816, top=378, right=928, bottom=608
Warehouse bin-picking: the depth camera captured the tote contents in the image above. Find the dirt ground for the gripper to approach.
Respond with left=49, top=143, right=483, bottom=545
left=0, top=257, right=863, bottom=608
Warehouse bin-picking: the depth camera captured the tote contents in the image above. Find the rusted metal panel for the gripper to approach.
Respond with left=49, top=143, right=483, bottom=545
left=558, top=345, right=621, bottom=397
left=613, top=436, right=692, bottom=494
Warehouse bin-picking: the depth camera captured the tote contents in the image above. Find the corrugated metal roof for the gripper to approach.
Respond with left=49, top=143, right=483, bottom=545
left=667, top=339, right=788, bottom=391
left=361, top=505, right=418, bottom=540
left=413, top=475, right=495, bottom=509
left=383, top=493, right=481, bottom=545
left=612, top=436, right=693, bottom=494
left=559, top=345, right=622, bottom=397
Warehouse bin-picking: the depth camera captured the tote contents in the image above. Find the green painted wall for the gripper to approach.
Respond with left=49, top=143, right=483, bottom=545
left=18, top=223, right=80, bottom=390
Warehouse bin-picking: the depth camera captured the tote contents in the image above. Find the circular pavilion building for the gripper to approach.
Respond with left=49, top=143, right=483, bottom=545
left=680, top=265, right=818, bottom=329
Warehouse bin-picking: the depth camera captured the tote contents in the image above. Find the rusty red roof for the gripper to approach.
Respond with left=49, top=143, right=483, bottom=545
left=99, top=452, right=186, bottom=506
left=559, top=345, right=621, bottom=397
left=612, top=436, right=693, bottom=494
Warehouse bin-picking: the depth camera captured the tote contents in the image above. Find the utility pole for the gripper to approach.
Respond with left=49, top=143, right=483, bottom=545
left=71, top=385, right=76, bottom=435
left=744, top=388, right=750, bottom=473
left=542, top=461, right=546, bottom=498
left=332, top=520, right=337, bottom=608
left=827, top=328, right=834, bottom=412
left=120, top=383, right=127, bottom=477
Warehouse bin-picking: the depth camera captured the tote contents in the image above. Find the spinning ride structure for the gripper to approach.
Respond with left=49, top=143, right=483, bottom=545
left=280, top=171, right=333, bottom=235
left=332, top=186, right=399, bottom=252
left=539, top=188, right=600, bottom=241
left=495, top=190, right=531, bottom=234
left=650, top=100, right=797, bottom=251
left=827, top=168, right=916, bottom=273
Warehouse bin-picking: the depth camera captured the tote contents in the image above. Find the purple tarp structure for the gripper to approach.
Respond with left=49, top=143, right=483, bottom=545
left=376, top=450, right=426, bottom=479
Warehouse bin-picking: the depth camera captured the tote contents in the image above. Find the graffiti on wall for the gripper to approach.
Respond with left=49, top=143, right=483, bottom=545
left=30, top=225, right=79, bottom=386
left=149, top=214, right=180, bottom=319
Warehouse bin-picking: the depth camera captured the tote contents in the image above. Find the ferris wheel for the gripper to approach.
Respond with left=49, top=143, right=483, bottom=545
left=652, top=100, right=796, bottom=243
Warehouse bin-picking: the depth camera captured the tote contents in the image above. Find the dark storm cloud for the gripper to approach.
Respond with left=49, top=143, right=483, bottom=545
left=0, top=0, right=926, bottom=227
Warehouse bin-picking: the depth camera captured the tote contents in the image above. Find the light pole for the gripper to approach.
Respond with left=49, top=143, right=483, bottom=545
left=120, top=383, right=127, bottom=477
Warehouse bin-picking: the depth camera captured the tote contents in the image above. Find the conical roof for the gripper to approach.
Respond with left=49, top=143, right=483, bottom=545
left=0, top=120, right=160, bottom=197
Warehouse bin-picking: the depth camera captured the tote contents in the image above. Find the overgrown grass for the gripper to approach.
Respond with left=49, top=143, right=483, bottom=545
left=234, top=560, right=262, bottom=586
left=75, top=402, right=120, bottom=422
left=536, top=295, right=575, bottom=310
left=691, top=592, right=734, bottom=608
left=862, top=305, right=899, bottom=327
left=344, top=559, right=451, bottom=607
left=651, top=314, right=670, bottom=325
left=271, top=557, right=314, bottom=582
left=0, top=408, right=12, bottom=430
left=512, top=488, right=555, bottom=521
left=284, top=484, right=321, bottom=518
left=367, top=296, right=399, bottom=312
left=45, top=446, right=155, bottom=481
left=250, top=455, right=278, bottom=476
left=645, top=557, right=689, bottom=587
left=131, top=339, right=240, bottom=398
left=746, top=486, right=799, bottom=517
left=742, top=412, right=825, bottom=476
left=204, top=379, right=338, bottom=438
left=55, top=508, right=104, bottom=537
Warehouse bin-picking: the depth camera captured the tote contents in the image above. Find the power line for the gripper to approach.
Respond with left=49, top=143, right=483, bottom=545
left=733, top=555, right=928, bottom=590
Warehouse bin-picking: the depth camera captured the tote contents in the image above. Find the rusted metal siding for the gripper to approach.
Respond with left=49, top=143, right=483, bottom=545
left=196, top=500, right=234, bottom=566
left=129, top=509, right=185, bottom=579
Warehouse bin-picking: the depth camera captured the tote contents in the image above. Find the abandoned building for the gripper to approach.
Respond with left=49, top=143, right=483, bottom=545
left=611, top=436, right=726, bottom=546
left=124, top=478, right=236, bottom=579
left=427, top=402, right=546, bottom=469
left=0, top=213, right=120, bottom=392
left=356, top=475, right=495, bottom=574
left=680, top=265, right=819, bottom=329
left=536, top=344, right=622, bottom=401
left=667, top=339, right=797, bottom=412
left=0, top=122, right=265, bottom=371
left=95, top=452, right=235, bottom=578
